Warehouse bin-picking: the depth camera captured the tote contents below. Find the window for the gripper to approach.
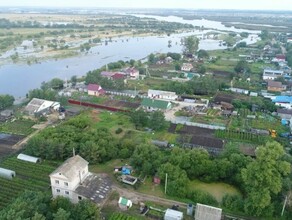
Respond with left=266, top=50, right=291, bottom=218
left=78, top=196, right=82, bottom=201
left=65, top=191, right=69, bottom=195
left=64, top=182, right=68, bottom=187
left=55, top=180, right=59, bottom=184
left=56, top=189, right=60, bottom=193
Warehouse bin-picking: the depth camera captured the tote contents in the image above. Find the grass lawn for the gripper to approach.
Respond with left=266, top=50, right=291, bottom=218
left=189, top=180, right=241, bottom=202
left=0, top=118, right=36, bottom=135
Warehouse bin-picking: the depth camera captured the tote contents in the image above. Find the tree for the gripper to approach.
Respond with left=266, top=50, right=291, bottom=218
left=182, top=36, right=199, bottom=56
left=130, top=144, right=163, bottom=175
left=130, top=109, right=149, bottom=129
left=234, top=60, right=250, bottom=73
left=70, top=75, right=77, bottom=87
left=50, top=78, right=64, bottom=90
left=148, top=53, right=156, bottom=64
left=259, top=30, right=270, bottom=41
left=158, top=162, right=190, bottom=197
left=0, top=94, right=14, bottom=110
left=241, top=141, right=291, bottom=216
left=197, top=49, right=209, bottom=59
left=53, top=208, right=71, bottom=220
left=149, top=111, right=167, bottom=131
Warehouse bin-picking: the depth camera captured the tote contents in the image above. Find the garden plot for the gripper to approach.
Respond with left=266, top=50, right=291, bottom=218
left=0, top=157, right=57, bottom=209
left=0, top=133, right=25, bottom=158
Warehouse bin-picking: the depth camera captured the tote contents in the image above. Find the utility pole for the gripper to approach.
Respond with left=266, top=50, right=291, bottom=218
left=165, top=173, right=168, bottom=194
left=281, top=195, right=288, bottom=216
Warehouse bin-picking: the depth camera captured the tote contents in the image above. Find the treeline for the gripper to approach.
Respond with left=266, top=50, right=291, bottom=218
left=0, top=94, right=14, bottom=110
left=130, top=142, right=291, bottom=217
left=25, top=115, right=135, bottom=163
left=0, top=18, right=86, bottom=29
left=0, top=191, right=100, bottom=220
left=162, top=75, right=228, bottom=95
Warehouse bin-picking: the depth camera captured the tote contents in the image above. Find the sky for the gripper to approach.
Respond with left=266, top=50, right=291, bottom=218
left=1, top=0, right=292, bottom=11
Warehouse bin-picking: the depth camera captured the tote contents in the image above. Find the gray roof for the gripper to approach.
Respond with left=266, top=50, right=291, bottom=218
left=25, top=98, right=46, bottom=113
left=75, top=173, right=112, bottom=204
left=50, top=155, right=88, bottom=181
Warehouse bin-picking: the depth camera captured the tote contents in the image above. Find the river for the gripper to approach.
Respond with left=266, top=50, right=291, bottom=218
left=0, top=15, right=260, bottom=97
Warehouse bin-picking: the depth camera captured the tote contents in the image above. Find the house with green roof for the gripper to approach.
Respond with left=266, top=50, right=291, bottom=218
left=141, top=98, right=172, bottom=111
left=118, top=197, right=132, bottom=210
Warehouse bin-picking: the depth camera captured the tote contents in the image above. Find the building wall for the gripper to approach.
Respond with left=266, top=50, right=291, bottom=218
left=263, top=75, right=278, bottom=80
left=275, top=102, right=292, bottom=109
left=50, top=166, right=89, bottom=203
left=88, top=90, right=99, bottom=96
left=268, top=86, right=285, bottom=92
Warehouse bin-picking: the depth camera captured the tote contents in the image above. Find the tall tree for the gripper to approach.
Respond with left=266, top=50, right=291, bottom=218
left=241, top=141, right=291, bottom=216
left=182, top=36, right=199, bottom=56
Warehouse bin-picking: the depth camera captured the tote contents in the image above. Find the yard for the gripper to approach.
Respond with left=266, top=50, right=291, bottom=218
left=0, top=118, right=36, bottom=135
left=0, top=156, right=58, bottom=210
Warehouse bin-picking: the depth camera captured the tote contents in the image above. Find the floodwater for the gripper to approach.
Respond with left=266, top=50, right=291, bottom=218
left=0, top=15, right=261, bottom=97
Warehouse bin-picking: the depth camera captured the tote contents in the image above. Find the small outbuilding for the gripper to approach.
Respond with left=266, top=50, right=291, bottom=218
left=118, top=197, right=132, bottom=210
left=0, top=167, right=16, bottom=180
left=17, top=153, right=41, bottom=163
left=164, top=209, right=183, bottom=220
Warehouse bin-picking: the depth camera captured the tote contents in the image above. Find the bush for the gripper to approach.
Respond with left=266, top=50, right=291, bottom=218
left=187, top=189, right=218, bottom=206
left=115, top=128, right=123, bottom=134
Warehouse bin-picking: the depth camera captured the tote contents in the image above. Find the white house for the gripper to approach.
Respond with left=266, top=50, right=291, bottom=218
left=50, top=155, right=111, bottom=204
left=262, top=69, right=284, bottom=81
left=25, top=98, right=60, bottom=116
left=87, top=84, right=105, bottom=96
left=272, top=96, right=292, bottom=109
left=181, top=63, right=193, bottom=72
left=148, top=89, right=178, bottom=100
left=123, top=67, right=139, bottom=80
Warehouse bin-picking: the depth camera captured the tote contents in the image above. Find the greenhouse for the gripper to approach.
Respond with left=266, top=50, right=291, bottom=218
left=17, top=153, right=41, bottom=163
left=0, top=167, right=16, bottom=180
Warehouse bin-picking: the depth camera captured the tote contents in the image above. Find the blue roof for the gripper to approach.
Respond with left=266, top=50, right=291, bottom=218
left=122, top=167, right=131, bottom=175
left=273, top=96, right=292, bottom=103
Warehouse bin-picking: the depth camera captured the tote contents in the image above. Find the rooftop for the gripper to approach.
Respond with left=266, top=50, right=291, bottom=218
left=273, top=96, right=292, bottom=103
left=141, top=98, right=171, bottom=110
left=87, top=83, right=103, bottom=92
left=50, top=155, right=88, bottom=181
left=267, top=80, right=284, bottom=88
left=75, top=173, right=112, bottom=205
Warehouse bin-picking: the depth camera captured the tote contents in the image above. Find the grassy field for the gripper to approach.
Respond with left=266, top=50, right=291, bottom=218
left=0, top=118, right=36, bottom=135
left=0, top=156, right=58, bottom=210
left=189, top=180, right=241, bottom=202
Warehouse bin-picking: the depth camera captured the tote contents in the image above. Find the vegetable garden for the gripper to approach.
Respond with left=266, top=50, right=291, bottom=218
left=109, top=212, right=139, bottom=220
left=0, top=157, right=57, bottom=209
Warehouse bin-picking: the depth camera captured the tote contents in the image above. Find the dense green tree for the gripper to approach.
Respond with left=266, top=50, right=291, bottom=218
left=0, top=94, right=14, bottom=110
left=53, top=208, right=70, bottom=220
left=50, top=78, right=64, bottom=90
left=234, top=60, right=250, bottom=73
left=158, top=162, right=190, bottom=197
left=197, top=49, right=209, bottom=59
left=167, top=52, right=181, bottom=61
left=241, top=141, right=291, bottom=216
left=182, top=36, right=199, bottom=56
left=130, top=109, right=149, bottom=129
left=149, top=111, right=167, bottom=131
left=131, top=144, right=163, bottom=175
left=148, top=53, right=156, bottom=64
left=70, top=75, right=77, bottom=86
left=28, top=88, right=57, bottom=101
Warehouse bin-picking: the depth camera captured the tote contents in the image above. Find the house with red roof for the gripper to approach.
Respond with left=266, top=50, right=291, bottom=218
left=100, top=71, right=126, bottom=81
left=87, top=84, right=105, bottom=96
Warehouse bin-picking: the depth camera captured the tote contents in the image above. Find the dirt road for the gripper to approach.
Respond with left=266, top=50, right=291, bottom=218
left=112, top=185, right=188, bottom=209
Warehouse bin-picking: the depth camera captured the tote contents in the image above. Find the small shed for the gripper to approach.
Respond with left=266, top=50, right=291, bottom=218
left=118, top=197, right=132, bottom=210
left=164, top=209, right=183, bottom=220
left=17, top=153, right=41, bottom=163
left=122, top=167, right=131, bottom=175
left=0, top=167, right=16, bottom=180
left=153, top=176, right=161, bottom=184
